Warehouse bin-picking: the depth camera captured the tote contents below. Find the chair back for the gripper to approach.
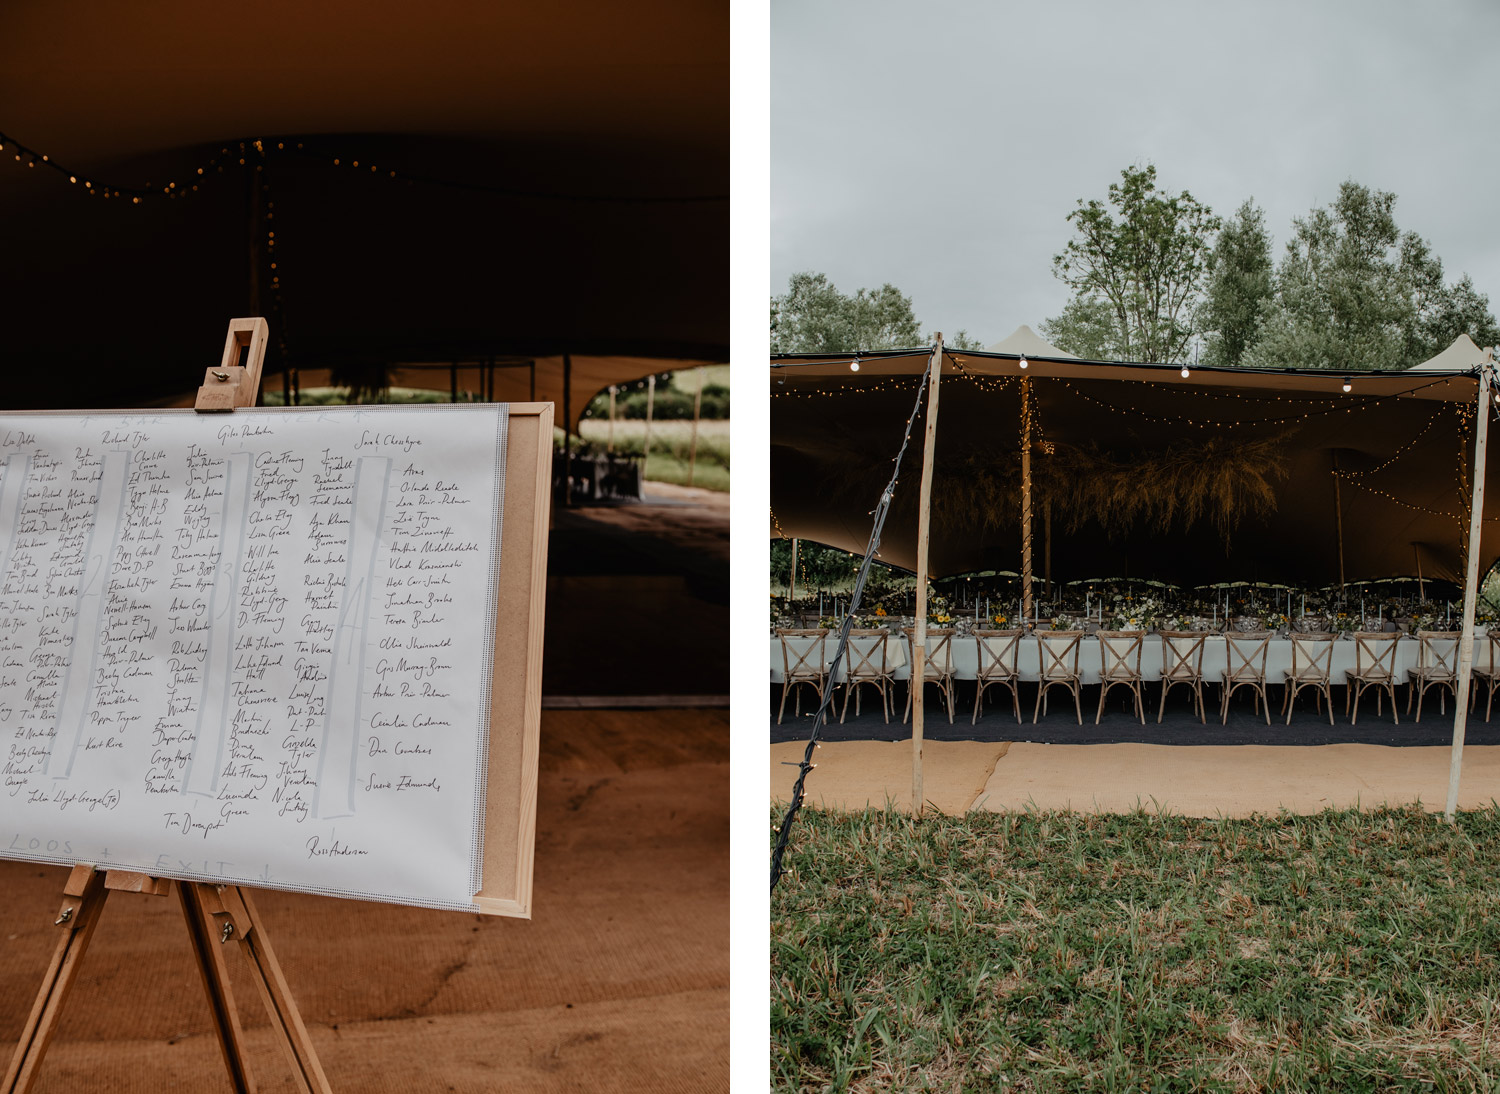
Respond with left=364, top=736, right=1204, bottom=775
left=1036, top=631, right=1085, bottom=681
left=843, top=629, right=891, bottom=680
left=904, top=627, right=956, bottom=678
left=973, top=629, right=1023, bottom=682
left=1096, top=630, right=1145, bottom=680
left=1487, top=632, right=1500, bottom=676
left=1352, top=632, right=1400, bottom=681
left=1223, top=631, right=1273, bottom=681
left=1288, top=633, right=1336, bottom=680
left=1417, top=631, right=1461, bottom=678
left=1158, top=631, right=1207, bottom=681
left=777, top=628, right=826, bottom=680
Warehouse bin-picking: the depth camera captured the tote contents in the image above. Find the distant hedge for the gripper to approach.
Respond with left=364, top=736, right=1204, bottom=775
left=582, top=382, right=729, bottom=421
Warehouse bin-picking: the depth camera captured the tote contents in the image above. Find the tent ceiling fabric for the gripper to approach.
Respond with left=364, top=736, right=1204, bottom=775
left=0, top=1, right=726, bottom=410
left=771, top=346, right=1500, bottom=587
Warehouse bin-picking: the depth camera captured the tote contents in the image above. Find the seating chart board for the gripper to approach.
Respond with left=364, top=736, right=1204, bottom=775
left=0, top=404, right=516, bottom=911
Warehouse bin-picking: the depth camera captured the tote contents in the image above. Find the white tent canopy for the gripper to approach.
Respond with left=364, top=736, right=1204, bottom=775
left=1409, top=333, right=1489, bottom=371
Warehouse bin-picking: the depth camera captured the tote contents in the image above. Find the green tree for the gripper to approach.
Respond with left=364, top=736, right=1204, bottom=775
left=1045, top=164, right=1220, bottom=363
left=1199, top=200, right=1274, bottom=366
left=770, top=272, right=923, bottom=353
left=1246, top=181, right=1500, bottom=371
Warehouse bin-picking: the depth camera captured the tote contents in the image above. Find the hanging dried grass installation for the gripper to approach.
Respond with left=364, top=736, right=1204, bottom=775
left=1047, top=432, right=1291, bottom=544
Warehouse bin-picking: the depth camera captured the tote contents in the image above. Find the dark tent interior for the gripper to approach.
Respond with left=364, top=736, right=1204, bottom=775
left=0, top=0, right=727, bottom=408
left=771, top=346, right=1500, bottom=587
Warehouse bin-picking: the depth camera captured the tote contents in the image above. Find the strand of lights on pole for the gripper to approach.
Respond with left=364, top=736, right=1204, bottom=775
left=770, top=358, right=934, bottom=894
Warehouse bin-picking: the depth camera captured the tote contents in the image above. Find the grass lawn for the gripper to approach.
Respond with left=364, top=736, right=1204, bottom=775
left=771, top=805, right=1500, bottom=1092
left=576, top=418, right=729, bottom=492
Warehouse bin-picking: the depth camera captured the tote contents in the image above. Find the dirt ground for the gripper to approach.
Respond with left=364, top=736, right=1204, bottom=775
left=1, top=708, right=728, bottom=1093
left=771, top=738, right=1500, bottom=818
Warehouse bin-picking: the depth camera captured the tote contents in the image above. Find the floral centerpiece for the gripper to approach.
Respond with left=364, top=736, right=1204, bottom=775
left=1329, top=610, right=1358, bottom=635
left=1257, top=607, right=1289, bottom=632
left=987, top=611, right=1011, bottom=629
left=1050, top=614, right=1073, bottom=630
left=927, top=593, right=954, bottom=627
left=1107, top=594, right=1165, bottom=631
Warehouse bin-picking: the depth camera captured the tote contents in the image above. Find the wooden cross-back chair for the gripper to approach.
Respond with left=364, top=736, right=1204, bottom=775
left=1281, top=632, right=1336, bottom=725
left=1407, top=631, right=1460, bottom=722
left=840, top=629, right=897, bottom=724
left=1346, top=632, right=1401, bottom=725
left=1033, top=631, right=1085, bottom=725
left=903, top=628, right=957, bottom=725
left=775, top=628, right=828, bottom=724
left=1221, top=631, right=1274, bottom=725
left=972, top=629, right=1024, bottom=724
left=1157, top=631, right=1209, bottom=724
left=1095, top=630, right=1146, bottom=725
left=1470, top=632, right=1500, bottom=722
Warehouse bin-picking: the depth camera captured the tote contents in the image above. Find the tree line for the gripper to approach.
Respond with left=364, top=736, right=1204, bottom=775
left=772, top=164, right=1500, bottom=369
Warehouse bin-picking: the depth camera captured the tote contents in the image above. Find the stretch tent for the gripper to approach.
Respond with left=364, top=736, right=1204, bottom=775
left=771, top=332, right=1500, bottom=587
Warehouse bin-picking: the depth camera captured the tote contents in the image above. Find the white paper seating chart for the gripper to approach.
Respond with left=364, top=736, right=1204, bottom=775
left=0, top=404, right=508, bottom=910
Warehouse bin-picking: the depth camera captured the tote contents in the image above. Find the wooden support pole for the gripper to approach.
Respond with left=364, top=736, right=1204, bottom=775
left=1332, top=451, right=1346, bottom=596
left=1446, top=355, right=1494, bottom=821
left=644, top=375, right=656, bottom=483
left=1044, top=497, right=1052, bottom=599
left=563, top=353, right=573, bottom=508
left=1020, top=377, right=1034, bottom=626
left=789, top=537, right=799, bottom=601
left=688, top=366, right=704, bottom=487
left=607, top=385, right=617, bottom=453
left=912, top=336, right=944, bottom=818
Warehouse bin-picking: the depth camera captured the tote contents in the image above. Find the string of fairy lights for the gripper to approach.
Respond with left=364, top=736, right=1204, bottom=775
left=5, top=125, right=727, bottom=371
left=772, top=351, right=1498, bottom=564
left=0, top=129, right=729, bottom=205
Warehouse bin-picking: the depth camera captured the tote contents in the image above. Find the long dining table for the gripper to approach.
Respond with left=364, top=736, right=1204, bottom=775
left=770, top=631, right=1499, bottom=688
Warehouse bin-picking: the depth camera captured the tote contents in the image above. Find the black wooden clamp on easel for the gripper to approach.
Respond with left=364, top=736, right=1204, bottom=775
left=3, top=318, right=334, bottom=1094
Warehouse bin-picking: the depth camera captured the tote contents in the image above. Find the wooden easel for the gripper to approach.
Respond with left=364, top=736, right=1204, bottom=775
left=3, top=318, right=333, bottom=1094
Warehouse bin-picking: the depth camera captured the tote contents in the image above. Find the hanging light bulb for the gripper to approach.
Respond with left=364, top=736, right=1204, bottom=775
left=1019, top=355, right=1029, bottom=370
left=1342, top=378, right=1352, bottom=393
left=850, top=358, right=860, bottom=372
left=1181, top=366, right=1190, bottom=378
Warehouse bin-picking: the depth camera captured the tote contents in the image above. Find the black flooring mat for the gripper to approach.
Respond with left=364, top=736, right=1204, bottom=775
left=770, top=682, right=1500, bottom=747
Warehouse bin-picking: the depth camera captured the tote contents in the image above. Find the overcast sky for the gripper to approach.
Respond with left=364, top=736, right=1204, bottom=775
left=771, top=0, right=1500, bottom=350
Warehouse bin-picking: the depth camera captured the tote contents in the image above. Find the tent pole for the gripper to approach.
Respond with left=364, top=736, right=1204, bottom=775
left=1044, top=497, right=1052, bottom=599
left=688, top=366, right=703, bottom=487
left=789, top=538, right=799, bottom=602
left=1020, top=378, right=1034, bottom=625
left=1332, top=451, right=1345, bottom=596
left=644, top=375, right=656, bottom=486
left=563, top=352, right=574, bottom=508
left=607, top=385, right=617, bottom=453
left=1446, top=354, right=1494, bottom=821
left=912, top=336, right=944, bottom=819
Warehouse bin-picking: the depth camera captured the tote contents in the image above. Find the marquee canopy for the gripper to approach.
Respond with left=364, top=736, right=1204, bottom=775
left=771, top=333, right=1500, bottom=588
left=0, top=0, right=725, bottom=410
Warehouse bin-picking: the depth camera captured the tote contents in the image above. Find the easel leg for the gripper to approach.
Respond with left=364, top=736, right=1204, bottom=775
left=178, top=882, right=257, bottom=1094
left=2, top=866, right=108, bottom=1094
left=194, top=884, right=333, bottom=1094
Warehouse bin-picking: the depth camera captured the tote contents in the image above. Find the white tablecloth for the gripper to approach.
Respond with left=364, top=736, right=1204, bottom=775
left=770, top=633, right=1496, bottom=687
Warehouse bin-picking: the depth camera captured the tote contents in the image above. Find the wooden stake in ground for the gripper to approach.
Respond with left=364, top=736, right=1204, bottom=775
left=1446, top=352, right=1495, bottom=822
left=912, top=336, right=944, bottom=818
